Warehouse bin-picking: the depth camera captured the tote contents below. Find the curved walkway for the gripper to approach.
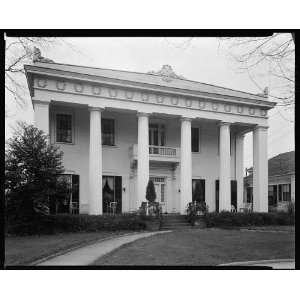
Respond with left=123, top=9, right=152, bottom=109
left=35, top=231, right=171, bottom=266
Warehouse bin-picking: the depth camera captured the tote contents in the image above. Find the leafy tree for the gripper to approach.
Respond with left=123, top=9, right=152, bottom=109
left=145, top=180, right=156, bottom=203
left=5, top=122, right=65, bottom=220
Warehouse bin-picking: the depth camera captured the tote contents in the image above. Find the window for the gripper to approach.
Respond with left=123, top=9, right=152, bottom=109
left=282, top=184, right=291, bottom=202
left=246, top=187, right=253, bottom=203
left=102, top=119, right=115, bottom=146
left=192, top=179, right=205, bottom=203
left=149, top=124, right=165, bottom=146
left=191, top=127, right=200, bottom=152
left=56, top=114, right=72, bottom=143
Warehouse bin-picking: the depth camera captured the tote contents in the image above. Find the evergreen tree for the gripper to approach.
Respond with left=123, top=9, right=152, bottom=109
left=5, top=122, right=65, bottom=220
left=145, top=180, right=156, bottom=203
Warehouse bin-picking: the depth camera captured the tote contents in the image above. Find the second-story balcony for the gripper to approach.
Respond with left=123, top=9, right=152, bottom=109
left=130, top=144, right=180, bottom=163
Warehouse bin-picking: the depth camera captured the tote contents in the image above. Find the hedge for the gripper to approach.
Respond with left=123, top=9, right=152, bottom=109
left=6, top=214, right=146, bottom=236
left=203, top=211, right=295, bottom=228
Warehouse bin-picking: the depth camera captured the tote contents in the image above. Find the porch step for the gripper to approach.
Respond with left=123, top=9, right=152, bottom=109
left=160, top=215, right=192, bottom=230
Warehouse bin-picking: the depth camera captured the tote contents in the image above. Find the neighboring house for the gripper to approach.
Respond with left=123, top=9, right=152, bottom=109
left=244, top=151, right=295, bottom=211
left=24, top=50, right=275, bottom=215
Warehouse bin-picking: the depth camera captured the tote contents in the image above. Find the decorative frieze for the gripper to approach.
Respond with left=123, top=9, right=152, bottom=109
left=212, top=103, right=219, bottom=111
left=237, top=106, right=244, bottom=113
left=92, top=85, right=101, bottom=95
left=171, top=97, right=179, bottom=105
left=74, top=83, right=84, bottom=93
left=125, top=90, right=134, bottom=99
left=249, top=107, right=255, bottom=115
left=37, top=78, right=47, bottom=88
left=156, top=95, right=164, bottom=103
left=185, top=99, right=192, bottom=107
left=198, top=101, right=206, bottom=109
left=224, top=104, right=231, bottom=112
left=37, top=77, right=269, bottom=118
left=260, top=109, right=267, bottom=116
left=108, top=88, right=117, bottom=98
left=56, top=81, right=66, bottom=91
left=141, top=93, right=149, bottom=101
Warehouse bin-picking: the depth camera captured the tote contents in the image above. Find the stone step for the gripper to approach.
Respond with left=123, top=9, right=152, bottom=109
left=161, top=222, right=191, bottom=228
left=162, top=219, right=189, bottom=224
left=160, top=225, right=192, bottom=230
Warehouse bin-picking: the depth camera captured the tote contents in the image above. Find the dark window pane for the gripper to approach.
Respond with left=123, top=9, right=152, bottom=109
left=71, top=175, right=80, bottom=214
left=56, top=114, right=72, bottom=143
left=231, top=180, right=237, bottom=209
left=192, top=179, right=205, bottom=203
left=191, top=127, right=199, bottom=152
left=278, top=184, right=282, bottom=201
left=102, top=119, right=115, bottom=146
left=56, top=174, right=72, bottom=214
left=115, top=176, right=122, bottom=213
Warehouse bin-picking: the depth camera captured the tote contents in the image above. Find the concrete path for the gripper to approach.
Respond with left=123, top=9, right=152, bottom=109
left=219, top=259, right=295, bottom=269
left=36, top=231, right=171, bottom=266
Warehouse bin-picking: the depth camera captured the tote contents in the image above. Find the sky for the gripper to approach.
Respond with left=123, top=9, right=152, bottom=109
left=5, top=37, right=295, bottom=172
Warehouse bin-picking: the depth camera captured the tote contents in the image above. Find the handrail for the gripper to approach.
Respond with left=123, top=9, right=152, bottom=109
left=149, top=145, right=177, bottom=156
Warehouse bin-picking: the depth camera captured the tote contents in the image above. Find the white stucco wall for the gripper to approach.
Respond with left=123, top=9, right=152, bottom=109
left=49, top=104, right=239, bottom=213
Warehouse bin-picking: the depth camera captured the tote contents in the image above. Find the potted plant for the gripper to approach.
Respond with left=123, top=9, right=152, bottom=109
left=140, top=180, right=161, bottom=230
left=186, top=201, right=208, bottom=228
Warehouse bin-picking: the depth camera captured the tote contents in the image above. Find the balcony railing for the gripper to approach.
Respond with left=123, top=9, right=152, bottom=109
left=149, top=145, right=177, bottom=156
left=131, top=144, right=180, bottom=162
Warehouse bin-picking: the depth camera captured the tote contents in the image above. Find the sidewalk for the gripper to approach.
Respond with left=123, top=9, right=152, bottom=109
left=35, top=231, right=171, bottom=266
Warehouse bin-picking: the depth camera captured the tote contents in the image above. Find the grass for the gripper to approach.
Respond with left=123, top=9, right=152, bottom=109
left=5, top=230, right=134, bottom=266
left=94, top=228, right=295, bottom=266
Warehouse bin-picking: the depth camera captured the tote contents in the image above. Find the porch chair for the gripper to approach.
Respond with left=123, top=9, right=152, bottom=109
left=239, top=202, right=253, bottom=213
left=108, top=201, right=118, bottom=215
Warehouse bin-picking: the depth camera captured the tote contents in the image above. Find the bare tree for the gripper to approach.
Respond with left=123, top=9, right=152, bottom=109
left=5, top=37, right=58, bottom=107
left=219, top=33, right=295, bottom=108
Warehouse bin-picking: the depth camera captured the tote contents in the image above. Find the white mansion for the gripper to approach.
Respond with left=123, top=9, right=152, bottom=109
left=24, top=53, right=275, bottom=215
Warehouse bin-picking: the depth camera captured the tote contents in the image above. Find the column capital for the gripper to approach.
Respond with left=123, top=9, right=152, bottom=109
left=32, top=99, right=51, bottom=105
left=137, top=112, right=149, bottom=117
left=254, top=125, right=269, bottom=131
left=218, top=121, right=232, bottom=127
left=180, top=116, right=192, bottom=123
left=88, top=106, right=105, bottom=112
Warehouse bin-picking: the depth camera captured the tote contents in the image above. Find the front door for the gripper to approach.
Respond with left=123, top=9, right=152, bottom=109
left=150, top=177, right=166, bottom=213
left=102, top=176, right=122, bottom=214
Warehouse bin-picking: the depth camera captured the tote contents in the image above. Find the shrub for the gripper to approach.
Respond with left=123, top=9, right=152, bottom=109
left=203, top=211, right=294, bottom=228
left=186, top=201, right=208, bottom=223
left=146, top=180, right=156, bottom=203
left=6, top=213, right=147, bottom=236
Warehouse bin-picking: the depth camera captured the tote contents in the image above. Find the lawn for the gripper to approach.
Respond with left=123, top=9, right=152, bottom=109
left=5, top=230, right=134, bottom=266
left=94, top=228, right=295, bottom=266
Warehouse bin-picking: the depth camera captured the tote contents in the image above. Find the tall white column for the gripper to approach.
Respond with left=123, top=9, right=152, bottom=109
left=219, top=122, right=231, bottom=211
left=253, top=125, right=268, bottom=212
left=235, top=134, right=244, bottom=211
left=137, top=112, right=149, bottom=209
left=89, top=107, right=103, bottom=215
left=180, top=117, right=192, bottom=214
left=33, top=100, right=50, bottom=135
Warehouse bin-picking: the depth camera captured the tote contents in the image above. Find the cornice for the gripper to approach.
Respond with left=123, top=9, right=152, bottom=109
left=25, top=64, right=276, bottom=109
